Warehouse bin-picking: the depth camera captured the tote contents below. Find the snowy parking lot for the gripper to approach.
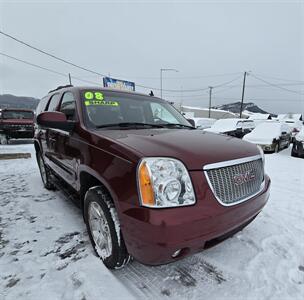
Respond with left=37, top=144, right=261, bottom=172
left=0, top=143, right=304, bottom=300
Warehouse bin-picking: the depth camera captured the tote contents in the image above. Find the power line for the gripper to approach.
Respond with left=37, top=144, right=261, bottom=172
left=0, top=50, right=238, bottom=95
left=3, top=30, right=303, bottom=96
left=250, top=74, right=304, bottom=95
left=0, top=30, right=245, bottom=93
left=0, top=30, right=108, bottom=78
left=212, top=74, right=243, bottom=88
left=252, top=73, right=304, bottom=83
left=0, top=52, right=68, bottom=77
left=114, top=72, right=243, bottom=80
left=178, top=98, right=302, bottom=103
left=0, top=52, right=102, bottom=86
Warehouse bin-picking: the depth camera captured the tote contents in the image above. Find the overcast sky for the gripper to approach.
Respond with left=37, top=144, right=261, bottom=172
left=0, top=0, right=303, bottom=114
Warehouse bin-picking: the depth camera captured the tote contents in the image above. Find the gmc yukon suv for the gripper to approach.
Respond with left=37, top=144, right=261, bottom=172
left=0, top=108, right=34, bottom=144
left=34, top=85, right=270, bottom=269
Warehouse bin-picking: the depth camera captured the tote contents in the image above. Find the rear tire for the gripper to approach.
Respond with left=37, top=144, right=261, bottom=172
left=84, top=186, right=130, bottom=269
left=36, top=151, right=55, bottom=190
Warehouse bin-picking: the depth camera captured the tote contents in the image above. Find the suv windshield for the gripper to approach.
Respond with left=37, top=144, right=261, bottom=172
left=81, top=90, right=192, bottom=129
left=2, top=111, right=34, bottom=119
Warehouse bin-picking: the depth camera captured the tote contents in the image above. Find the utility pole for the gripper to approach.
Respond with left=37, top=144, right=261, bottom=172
left=68, top=73, right=72, bottom=85
left=240, top=71, right=248, bottom=118
left=208, top=86, right=213, bottom=118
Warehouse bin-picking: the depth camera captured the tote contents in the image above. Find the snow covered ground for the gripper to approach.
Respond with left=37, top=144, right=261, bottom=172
left=0, top=143, right=303, bottom=300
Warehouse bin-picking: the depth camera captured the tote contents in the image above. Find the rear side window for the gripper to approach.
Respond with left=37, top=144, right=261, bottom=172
left=47, top=94, right=61, bottom=112
left=36, top=97, right=49, bottom=115
left=59, top=92, right=76, bottom=120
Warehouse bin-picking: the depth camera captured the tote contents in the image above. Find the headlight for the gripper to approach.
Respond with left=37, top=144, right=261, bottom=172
left=137, top=157, right=196, bottom=208
left=257, top=145, right=265, bottom=166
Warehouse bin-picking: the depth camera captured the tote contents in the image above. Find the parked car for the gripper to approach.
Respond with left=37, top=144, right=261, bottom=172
left=0, top=108, right=34, bottom=144
left=204, top=118, right=255, bottom=138
left=282, top=119, right=302, bottom=142
left=291, top=126, right=304, bottom=158
left=243, top=121, right=291, bottom=152
left=34, top=85, right=270, bottom=269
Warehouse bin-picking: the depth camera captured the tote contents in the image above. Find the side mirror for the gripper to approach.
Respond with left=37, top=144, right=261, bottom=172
left=187, top=118, right=196, bottom=127
left=37, top=112, right=75, bottom=132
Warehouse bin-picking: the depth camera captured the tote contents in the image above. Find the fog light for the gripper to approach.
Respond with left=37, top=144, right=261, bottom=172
left=172, top=249, right=181, bottom=258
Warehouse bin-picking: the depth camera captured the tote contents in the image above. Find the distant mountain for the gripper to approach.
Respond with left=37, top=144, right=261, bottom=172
left=213, top=102, right=277, bottom=117
left=0, top=94, right=39, bottom=110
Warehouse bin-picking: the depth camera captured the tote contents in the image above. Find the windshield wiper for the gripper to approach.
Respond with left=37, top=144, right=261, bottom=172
left=96, top=122, right=166, bottom=129
left=160, top=123, right=195, bottom=129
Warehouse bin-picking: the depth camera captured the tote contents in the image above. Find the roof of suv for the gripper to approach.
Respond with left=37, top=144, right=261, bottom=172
left=47, top=85, right=156, bottom=99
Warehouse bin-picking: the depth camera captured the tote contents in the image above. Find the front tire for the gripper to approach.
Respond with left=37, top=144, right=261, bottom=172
left=274, top=143, right=279, bottom=153
left=291, top=145, right=298, bottom=157
left=36, top=151, right=55, bottom=190
left=84, top=187, right=130, bottom=269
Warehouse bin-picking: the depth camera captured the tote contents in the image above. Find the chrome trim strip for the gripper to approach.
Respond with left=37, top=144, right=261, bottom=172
left=203, top=155, right=262, bottom=170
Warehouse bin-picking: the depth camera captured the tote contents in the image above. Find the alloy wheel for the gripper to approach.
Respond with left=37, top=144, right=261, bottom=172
left=88, top=201, right=113, bottom=259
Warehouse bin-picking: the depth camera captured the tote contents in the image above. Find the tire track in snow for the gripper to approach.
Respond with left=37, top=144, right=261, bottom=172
left=114, top=254, right=228, bottom=299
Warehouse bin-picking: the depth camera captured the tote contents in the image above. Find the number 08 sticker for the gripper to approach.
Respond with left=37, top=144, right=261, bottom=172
left=84, top=91, right=104, bottom=100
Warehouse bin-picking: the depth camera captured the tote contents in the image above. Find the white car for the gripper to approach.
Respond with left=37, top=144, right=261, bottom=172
left=204, top=118, right=255, bottom=138
left=282, top=119, right=302, bottom=142
left=243, top=121, right=291, bottom=152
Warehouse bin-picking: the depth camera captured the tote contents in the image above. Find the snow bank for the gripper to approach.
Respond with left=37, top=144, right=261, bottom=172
left=0, top=144, right=133, bottom=300
left=1, top=143, right=304, bottom=300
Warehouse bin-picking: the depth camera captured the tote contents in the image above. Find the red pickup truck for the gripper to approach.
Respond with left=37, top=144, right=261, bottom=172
left=0, top=108, right=34, bottom=144
left=34, top=85, right=270, bottom=269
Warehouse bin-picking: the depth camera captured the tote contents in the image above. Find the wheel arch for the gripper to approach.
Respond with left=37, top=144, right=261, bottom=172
left=79, top=168, right=118, bottom=214
left=33, top=139, right=41, bottom=153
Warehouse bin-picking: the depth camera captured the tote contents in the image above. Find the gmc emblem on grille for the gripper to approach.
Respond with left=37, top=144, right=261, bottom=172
left=233, top=170, right=256, bottom=185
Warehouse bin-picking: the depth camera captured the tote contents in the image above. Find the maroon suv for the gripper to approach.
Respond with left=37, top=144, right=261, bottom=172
left=0, top=108, right=34, bottom=144
left=34, top=85, right=270, bottom=269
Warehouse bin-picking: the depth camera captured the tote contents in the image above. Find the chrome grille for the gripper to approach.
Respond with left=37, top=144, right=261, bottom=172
left=204, top=156, right=264, bottom=206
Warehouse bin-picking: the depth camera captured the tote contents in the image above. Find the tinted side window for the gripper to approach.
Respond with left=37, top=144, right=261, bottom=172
left=47, top=94, right=61, bottom=112
left=36, top=97, right=49, bottom=115
left=59, top=92, right=76, bottom=120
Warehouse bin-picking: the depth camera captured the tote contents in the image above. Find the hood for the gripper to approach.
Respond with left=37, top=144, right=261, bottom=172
left=243, top=132, right=276, bottom=145
left=94, top=129, right=259, bottom=170
left=204, top=127, right=234, bottom=134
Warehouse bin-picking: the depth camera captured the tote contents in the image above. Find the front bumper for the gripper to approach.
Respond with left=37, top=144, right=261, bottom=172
left=3, top=128, right=34, bottom=139
left=120, top=172, right=271, bottom=265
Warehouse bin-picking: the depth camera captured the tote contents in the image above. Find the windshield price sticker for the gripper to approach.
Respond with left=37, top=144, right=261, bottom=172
left=84, top=100, right=119, bottom=106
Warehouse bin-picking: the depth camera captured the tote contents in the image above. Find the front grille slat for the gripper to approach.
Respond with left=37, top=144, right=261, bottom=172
left=205, top=158, right=264, bottom=206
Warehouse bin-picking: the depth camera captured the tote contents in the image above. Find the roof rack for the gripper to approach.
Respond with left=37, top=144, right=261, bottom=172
left=48, top=84, right=73, bottom=94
